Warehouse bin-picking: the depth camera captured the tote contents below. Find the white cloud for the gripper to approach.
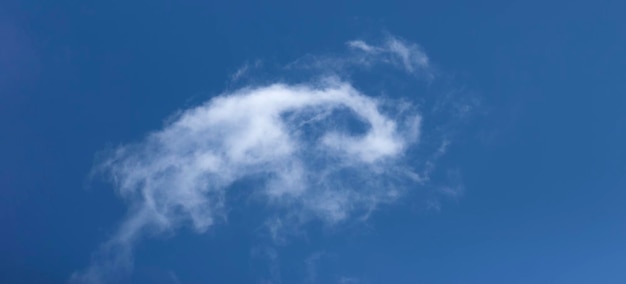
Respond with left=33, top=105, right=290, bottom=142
left=287, top=36, right=432, bottom=79
left=230, top=59, right=262, bottom=82
left=347, top=36, right=430, bottom=75
left=71, top=34, right=465, bottom=283
left=347, top=40, right=378, bottom=53
left=71, top=79, right=424, bottom=283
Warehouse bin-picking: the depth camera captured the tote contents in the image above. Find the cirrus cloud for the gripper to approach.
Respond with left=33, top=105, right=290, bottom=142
left=72, top=35, right=463, bottom=284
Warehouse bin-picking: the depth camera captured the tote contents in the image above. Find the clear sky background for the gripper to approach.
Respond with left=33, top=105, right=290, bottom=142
left=1, top=1, right=626, bottom=284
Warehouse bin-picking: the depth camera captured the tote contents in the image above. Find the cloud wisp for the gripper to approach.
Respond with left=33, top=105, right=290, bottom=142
left=283, top=36, right=433, bottom=82
left=347, top=37, right=430, bottom=74
left=72, top=36, right=455, bottom=283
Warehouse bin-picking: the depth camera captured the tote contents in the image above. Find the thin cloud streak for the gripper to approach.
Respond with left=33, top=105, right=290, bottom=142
left=347, top=36, right=430, bottom=75
left=286, top=36, right=433, bottom=80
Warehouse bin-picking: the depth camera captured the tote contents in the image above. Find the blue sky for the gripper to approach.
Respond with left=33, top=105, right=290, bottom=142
left=2, top=1, right=626, bottom=283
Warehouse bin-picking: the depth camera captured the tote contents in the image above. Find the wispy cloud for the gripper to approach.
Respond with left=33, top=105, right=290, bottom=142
left=347, top=37, right=430, bottom=74
left=285, top=36, right=433, bottom=80
left=72, top=79, right=422, bottom=283
left=230, top=59, right=263, bottom=82
left=72, top=34, right=467, bottom=283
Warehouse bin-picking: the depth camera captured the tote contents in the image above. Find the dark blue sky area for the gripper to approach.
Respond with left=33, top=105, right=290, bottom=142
left=1, top=1, right=625, bottom=283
